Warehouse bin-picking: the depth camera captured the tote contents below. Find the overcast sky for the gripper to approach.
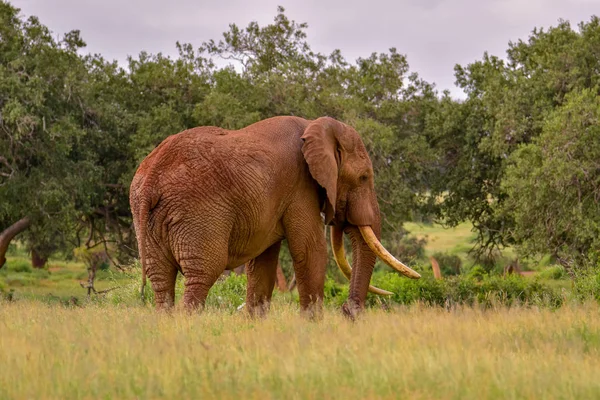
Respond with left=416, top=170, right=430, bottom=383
left=11, top=0, right=600, bottom=97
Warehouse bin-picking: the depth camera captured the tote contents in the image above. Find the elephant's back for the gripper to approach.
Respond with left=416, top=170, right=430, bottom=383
left=132, top=115, right=312, bottom=215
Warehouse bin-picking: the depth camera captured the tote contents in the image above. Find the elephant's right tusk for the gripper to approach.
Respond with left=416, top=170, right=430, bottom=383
left=358, top=226, right=421, bottom=279
left=330, top=226, right=394, bottom=296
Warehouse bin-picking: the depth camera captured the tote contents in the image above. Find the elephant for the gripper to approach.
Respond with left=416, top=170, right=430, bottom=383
left=129, top=116, right=420, bottom=319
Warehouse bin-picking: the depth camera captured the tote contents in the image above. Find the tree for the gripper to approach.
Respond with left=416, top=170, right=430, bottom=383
left=0, top=217, right=30, bottom=268
left=425, top=16, right=600, bottom=266
left=0, top=2, right=98, bottom=266
left=502, top=88, right=600, bottom=270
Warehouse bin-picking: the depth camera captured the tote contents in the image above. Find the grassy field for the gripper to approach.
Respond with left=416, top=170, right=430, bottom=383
left=405, top=221, right=478, bottom=256
left=1, top=223, right=596, bottom=398
left=404, top=221, right=517, bottom=262
left=1, top=300, right=599, bottom=399
left=0, top=255, right=130, bottom=302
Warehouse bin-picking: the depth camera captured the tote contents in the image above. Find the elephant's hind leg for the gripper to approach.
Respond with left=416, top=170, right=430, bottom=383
left=179, top=249, right=227, bottom=312
left=146, top=255, right=178, bottom=311
left=246, top=241, right=282, bottom=317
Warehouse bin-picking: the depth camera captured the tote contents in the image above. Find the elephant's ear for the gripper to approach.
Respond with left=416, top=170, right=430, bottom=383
left=301, top=117, right=342, bottom=224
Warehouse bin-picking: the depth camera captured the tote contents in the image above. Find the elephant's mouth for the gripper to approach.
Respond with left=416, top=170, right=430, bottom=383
left=330, top=225, right=421, bottom=295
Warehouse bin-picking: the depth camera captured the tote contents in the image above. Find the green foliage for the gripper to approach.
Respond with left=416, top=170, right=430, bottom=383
left=432, top=251, right=462, bottom=276
left=323, top=277, right=349, bottom=307
left=319, top=271, right=564, bottom=309
left=388, top=234, right=428, bottom=264
left=573, top=268, right=600, bottom=302
left=5, top=259, right=31, bottom=273
left=425, top=16, right=600, bottom=267
left=466, top=265, right=488, bottom=281
left=205, top=274, right=248, bottom=311
left=503, top=88, right=600, bottom=267
left=539, top=265, right=567, bottom=280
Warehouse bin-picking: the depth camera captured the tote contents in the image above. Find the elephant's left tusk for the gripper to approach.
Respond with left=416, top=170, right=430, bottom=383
left=330, top=226, right=394, bottom=296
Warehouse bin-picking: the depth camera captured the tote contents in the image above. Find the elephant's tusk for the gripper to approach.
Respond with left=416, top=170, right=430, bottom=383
left=358, top=226, right=421, bottom=279
left=330, top=226, right=394, bottom=296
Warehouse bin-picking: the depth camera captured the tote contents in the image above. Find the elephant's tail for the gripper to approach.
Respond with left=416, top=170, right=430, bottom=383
left=137, top=188, right=156, bottom=303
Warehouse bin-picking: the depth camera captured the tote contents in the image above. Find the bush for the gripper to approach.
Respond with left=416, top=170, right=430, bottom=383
left=573, top=268, right=600, bottom=302
left=387, top=235, right=428, bottom=264
left=323, top=277, right=348, bottom=307
left=367, top=271, right=563, bottom=308
left=466, top=265, right=488, bottom=281
left=432, top=252, right=462, bottom=276
left=539, top=265, right=567, bottom=280
left=101, top=264, right=566, bottom=311
left=6, top=259, right=32, bottom=273
left=205, top=274, right=247, bottom=311
left=5, top=275, right=38, bottom=287
left=29, top=269, right=50, bottom=280
left=105, top=271, right=248, bottom=311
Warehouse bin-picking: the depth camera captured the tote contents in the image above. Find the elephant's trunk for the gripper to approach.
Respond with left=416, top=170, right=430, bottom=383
left=341, top=224, right=379, bottom=318
left=333, top=222, right=421, bottom=319
left=330, top=226, right=393, bottom=296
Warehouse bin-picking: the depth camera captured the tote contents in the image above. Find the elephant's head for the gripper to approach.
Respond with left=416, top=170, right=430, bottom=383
left=301, top=117, right=420, bottom=318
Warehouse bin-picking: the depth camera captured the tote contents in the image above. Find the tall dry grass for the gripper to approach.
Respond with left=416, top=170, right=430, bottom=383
left=1, top=300, right=599, bottom=399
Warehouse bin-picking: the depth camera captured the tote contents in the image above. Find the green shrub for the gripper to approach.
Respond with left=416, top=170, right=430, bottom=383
left=5, top=276, right=38, bottom=286
left=432, top=252, right=462, bottom=276
left=368, top=271, right=562, bottom=308
left=393, top=235, right=428, bottom=262
left=573, top=268, right=600, bottom=302
left=539, top=265, right=567, bottom=280
left=323, top=277, right=348, bottom=307
left=101, top=264, right=565, bottom=311
left=466, top=265, right=487, bottom=281
left=6, top=260, right=32, bottom=273
left=205, top=274, right=247, bottom=312
left=30, top=269, right=50, bottom=279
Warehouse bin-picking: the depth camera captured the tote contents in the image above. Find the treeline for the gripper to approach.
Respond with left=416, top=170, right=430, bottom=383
left=1, top=2, right=599, bottom=273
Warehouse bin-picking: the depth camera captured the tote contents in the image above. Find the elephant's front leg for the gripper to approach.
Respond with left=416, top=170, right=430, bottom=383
left=284, top=208, right=327, bottom=320
left=245, top=241, right=282, bottom=317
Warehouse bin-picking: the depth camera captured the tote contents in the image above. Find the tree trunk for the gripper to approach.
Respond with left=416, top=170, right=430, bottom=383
left=31, top=248, right=48, bottom=269
left=430, top=256, right=442, bottom=280
left=275, top=263, right=287, bottom=292
left=0, top=217, right=31, bottom=269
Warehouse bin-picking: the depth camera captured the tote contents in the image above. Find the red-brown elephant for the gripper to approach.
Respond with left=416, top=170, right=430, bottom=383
left=129, top=116, right=419, bottom=319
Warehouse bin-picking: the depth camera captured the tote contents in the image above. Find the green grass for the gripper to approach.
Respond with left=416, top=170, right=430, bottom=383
left=404, top=221, right=478, bottom=257
left=0, top=255, right=130, bottom=302
left=404, top=221, right=521, bottom=270
left=0, top=230, right=595, bottom=398
left=0, top=300, right=598, bottom=399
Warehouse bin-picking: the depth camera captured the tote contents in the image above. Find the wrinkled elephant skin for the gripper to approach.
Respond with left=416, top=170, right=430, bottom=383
left=130, top=116, right=417, bottom=318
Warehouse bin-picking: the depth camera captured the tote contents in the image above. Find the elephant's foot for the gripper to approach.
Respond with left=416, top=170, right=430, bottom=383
left=182, top=276, right=221, bottom=313
left=246, top=299, right=271, bottom=318
left=245, top=241, right=282, bottom=318
left=154, top=295, right=175, bottom=313
left=182, top=284, right=210, bottom=313
left=180, top=256, right=224, bottom=313
left=341, top=299, right=363, bottom=321
left=151, top=280, right=176, bottom=312
left=301, top=298, right=324, bottom=322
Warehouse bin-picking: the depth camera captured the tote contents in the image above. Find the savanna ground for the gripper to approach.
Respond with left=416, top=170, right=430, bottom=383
left=1, top=223, right=599, bottom=399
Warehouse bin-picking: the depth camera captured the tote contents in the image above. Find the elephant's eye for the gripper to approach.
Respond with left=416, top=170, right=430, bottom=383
left=360, top=175, right=368, bottom=183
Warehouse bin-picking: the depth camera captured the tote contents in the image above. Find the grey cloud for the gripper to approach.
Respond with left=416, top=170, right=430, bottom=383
left=12, top=0, right=600, bottom=97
